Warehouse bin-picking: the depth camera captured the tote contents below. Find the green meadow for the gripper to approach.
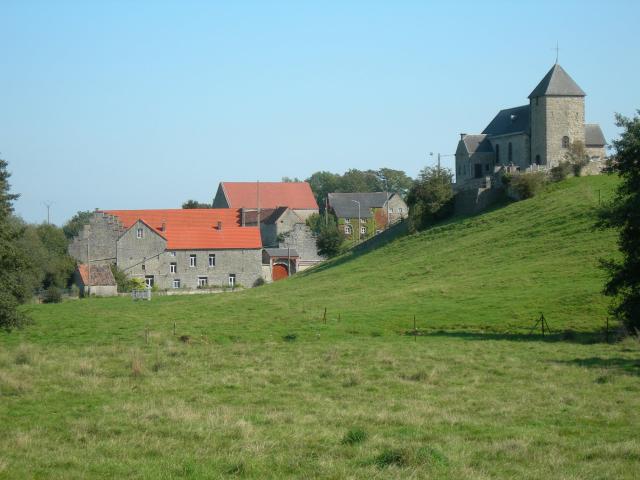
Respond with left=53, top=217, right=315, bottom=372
left=1, top=175, right=639, bottom=479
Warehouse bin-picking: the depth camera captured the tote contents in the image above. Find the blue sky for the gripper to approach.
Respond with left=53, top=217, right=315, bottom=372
left=2, top=0, right=639, bottom=225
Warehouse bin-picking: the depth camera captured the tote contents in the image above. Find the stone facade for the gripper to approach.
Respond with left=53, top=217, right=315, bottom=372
left=69, top=211, right=264, bottom=291
left=531, top=96, right=585, bottom=168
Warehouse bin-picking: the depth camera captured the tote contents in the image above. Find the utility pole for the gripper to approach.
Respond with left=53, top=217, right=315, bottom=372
left=256, top=180, right=260, bottom=231
left=43, top=201, right=52, bottom=224
left=351, top=200, right=361, bottom=241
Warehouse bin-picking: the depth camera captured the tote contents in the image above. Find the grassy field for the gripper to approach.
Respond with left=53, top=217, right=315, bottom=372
left=1, top=175, right=639, bottom=478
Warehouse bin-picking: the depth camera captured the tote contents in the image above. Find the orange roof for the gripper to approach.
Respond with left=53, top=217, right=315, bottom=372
left=221, top=182, right=319, bottom=210
left=102, top=209, right=262, bottom=250
left=77, top=264, right=116, bottom=286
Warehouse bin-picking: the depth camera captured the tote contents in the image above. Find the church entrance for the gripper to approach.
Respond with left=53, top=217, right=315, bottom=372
left=474, top=164, right=483, bottom=178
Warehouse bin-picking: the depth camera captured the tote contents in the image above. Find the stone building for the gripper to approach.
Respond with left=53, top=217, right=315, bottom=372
left=213, top=181, right=319, bottom=220
left=455, top=63, right=607, bottom=186
left=74, top=264, right=117, bottom=297
left=69, top=209, right=263, bottom=290
left=328, top=192, right=408, bottom=240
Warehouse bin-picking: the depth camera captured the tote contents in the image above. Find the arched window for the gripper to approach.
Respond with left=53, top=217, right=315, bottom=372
left=562, top=136, right=570, bottom=148
left=495, top=144, right=500, bottom=164
left=344, top=224, right=352, bottom=235
left=508, top=142, right=513, bottom=163
left=535, top=154, right=541, bottom=165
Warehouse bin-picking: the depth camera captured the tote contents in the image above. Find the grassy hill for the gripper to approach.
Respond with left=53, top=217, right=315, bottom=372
left=1, top=175, right=639, bottom=479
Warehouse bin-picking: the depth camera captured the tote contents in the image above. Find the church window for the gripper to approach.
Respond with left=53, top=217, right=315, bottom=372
left=508, top=142, right=513, bottom=163
left=535, top=154, right=541, bottom=165
left=485, top=164, right=490, bottom=172
left=562, top=136, right=570, bottom=148
left=495, top=144, right=500, bottom=164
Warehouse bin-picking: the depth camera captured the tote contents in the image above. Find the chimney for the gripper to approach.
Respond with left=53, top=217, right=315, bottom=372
left=217, top=221, right=223, bottom=230
left=460, top=133, right=467, bottom=140
left=161, top=222, right=166, bottom=232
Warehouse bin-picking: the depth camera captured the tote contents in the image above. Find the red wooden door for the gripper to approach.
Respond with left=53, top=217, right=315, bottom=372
left=272, top=264, right=289, bottom=281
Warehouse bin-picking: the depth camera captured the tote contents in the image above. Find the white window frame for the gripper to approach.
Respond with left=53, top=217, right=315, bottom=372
left=344, top=224, right=352, bottom=235
left=228, top=274, right=236, bottom=288
left=388, top=207, right=394, bottom=213
left=189, top=254, right=196, bottom=268
left=144, top=275, right=154, bottom=288
left=172, top=279, right=180, bottom=289
left=170, top=251, right=176, bottom=257
left=137, top=228, right=144, bottom=239
left=208, top=254, right=216, bottom=267
left=197, top=276, right=208, bottom=287
left=398, top=207, right=404, bottom=213
left=344, top=218, right=351, bottom=224
left=360, top=226, right=367, bottom=235
left=169, top=262, right=176, bottom=274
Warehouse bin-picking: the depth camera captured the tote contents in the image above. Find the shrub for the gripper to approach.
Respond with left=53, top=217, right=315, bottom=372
left=341, top=428, right=368, bottom=445
left=550, top=161, right=572, bottom=182
left=282, top=333, right=297, bottom=342
left=42, top=286, right=62, bottom=304
left=406, top=167, right=454, bottom=232
left=510, top=172, right=547, bottom=199
left=253, top=277, right=266, bottom=287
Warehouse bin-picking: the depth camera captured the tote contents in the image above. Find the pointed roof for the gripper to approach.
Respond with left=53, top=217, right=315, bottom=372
left=101, top=209, right=262, bottom=250
left=528, top=64, right=586, bottom=99
left=215, top=182, right=319, bottom=210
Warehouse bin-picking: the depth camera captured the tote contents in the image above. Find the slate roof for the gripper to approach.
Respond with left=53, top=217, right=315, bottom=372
left=462, top=134, right=494, bottom=154
left=77, top=264, right=116, bottom=286
left=528, top=64, right=586, bottom=98
left=585, top=124, right=606, bottom=147
left=328, top=192, right=391, bottom=219
left=264, top=247, right=299, bottom=258
left=102, top=209, right=262, bottom=250
left=218, top=182, right=319, bottom=210
left=482, top=105, right=530, bottom=136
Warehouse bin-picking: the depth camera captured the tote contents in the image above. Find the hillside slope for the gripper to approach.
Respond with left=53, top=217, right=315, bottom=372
left=13, top=175, right=619, bottom=346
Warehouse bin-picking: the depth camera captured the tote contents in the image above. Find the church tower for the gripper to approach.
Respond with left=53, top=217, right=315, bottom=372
left=529, top=64, right=586, bottom=167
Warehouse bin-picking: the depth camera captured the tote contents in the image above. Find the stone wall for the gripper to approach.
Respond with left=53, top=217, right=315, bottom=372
left=68, top=211, right=124, bottom=265
left=490, top=133, right=529, bottom=171
left=116, top=222, right=262, bottom=289
left=531, top=96, right=585, bottom=168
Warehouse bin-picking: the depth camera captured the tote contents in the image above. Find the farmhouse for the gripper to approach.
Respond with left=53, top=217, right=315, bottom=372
left=328, top=192, right=408, bottom=240
left=69, top=209, right=263, bottom=290
left=214, top=181, right=324, bottom=279
left=455, top=63, right=606, bottom=188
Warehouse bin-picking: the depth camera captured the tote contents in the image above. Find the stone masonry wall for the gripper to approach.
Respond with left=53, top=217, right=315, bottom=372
left=531, top=96, right=585, bottom=168
left=68, top=211, right=124, bottom=265
left=116, top=221, right=262, bottom=289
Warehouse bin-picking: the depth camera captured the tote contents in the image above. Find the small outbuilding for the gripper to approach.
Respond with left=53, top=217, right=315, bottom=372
left=75, top=264, right=118, bottom=297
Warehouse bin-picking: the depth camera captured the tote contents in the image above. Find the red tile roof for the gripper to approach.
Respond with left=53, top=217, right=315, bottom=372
left=221, top=182, right=319, bottom=210
left=77, top=264, right=116, bottom=286
left=102, top=209, right=262, bottom=250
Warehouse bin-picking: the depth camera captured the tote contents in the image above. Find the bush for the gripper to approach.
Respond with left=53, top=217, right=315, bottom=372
left=510, top=172, right=547, bottom=199
left=406, top=167, right=454, bottom=232
left=42, top=286, right=62, bottom=304
left=550, top=161, right=572, bottom=182
left=253, top=277, right=266, bottom=287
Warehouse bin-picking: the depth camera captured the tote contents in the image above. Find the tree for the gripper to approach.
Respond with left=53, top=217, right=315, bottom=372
left=63, top=210, right=93, bottom=239
left=598, top=111, right=640, bottom=332
left=376, top=168, right=413, bottom=198
left=281, top=176, right=301, bottom=182
left=564, top=140, right=590, bottom=177
left=406, top=167, right=454, bottom=232
left=0, top=159, right=32, bottom=331
left=182, top=200, right=211, bottom=209
left=306, top=171, right=342, bottom=212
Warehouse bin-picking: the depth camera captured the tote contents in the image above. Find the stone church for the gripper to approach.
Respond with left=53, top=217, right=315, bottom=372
left=455, top=63, right=606, bottom=186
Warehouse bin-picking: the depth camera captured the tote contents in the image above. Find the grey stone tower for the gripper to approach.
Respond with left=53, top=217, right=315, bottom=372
left=529, top=64, right=586, bottom=167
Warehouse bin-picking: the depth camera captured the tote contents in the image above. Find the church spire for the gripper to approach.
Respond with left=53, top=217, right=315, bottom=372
left=528, top=64, right=586, bottom=99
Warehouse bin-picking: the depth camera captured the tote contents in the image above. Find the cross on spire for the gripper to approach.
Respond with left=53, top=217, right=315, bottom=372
left=553, top=41, right=560, bottom=64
